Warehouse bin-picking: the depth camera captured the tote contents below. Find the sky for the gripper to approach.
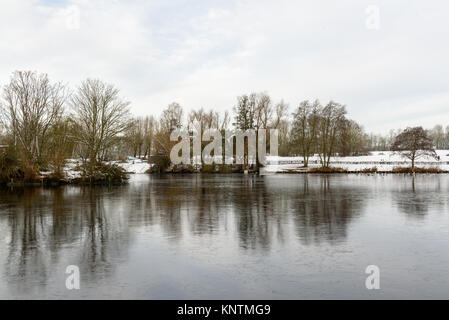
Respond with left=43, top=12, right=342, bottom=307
left=0, top=0, right=448, bottom=134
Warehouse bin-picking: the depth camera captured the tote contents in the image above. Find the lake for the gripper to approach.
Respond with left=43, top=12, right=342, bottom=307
left=0, top=174, right=448, bottom=299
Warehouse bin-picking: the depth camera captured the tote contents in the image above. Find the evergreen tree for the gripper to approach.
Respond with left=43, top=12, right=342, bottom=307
left=233, top=95, right=255, bottom=130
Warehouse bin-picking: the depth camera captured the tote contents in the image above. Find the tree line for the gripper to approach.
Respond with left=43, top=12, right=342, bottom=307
left=0, top=70, right=447, bottom=181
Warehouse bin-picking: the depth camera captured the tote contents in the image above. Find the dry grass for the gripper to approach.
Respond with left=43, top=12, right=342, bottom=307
left=308, top=166, right=348, bottom=173
left=392, top=166, right=444, bottom=173
left=360, top=167, right=378, bottom=173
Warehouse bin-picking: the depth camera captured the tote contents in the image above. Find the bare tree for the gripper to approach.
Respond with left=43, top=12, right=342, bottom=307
left=430, top=124, right=445, bottom=149
left=272, top=100, right=289, bottom=130
left=143, top=115, right=156, bottom=159
left=270, top=100, right=290, bottom=156
left=0, top=71, right=67, bottom=168
left=151, top=103, right=184, bottom=171
left=317, top=101, right=347, bottom=167
left=220, top=110, right=230, bottom=132
left=160, top=102, right=183, bottom=132
left=392, top=126, right=437, bottom=171
left=291, top=100, right=321, bottom=167
left=254, top=92, right=272, bottom=130
left=188, top=107, right=217, bottom=166
left=71, top=79, right=131, bottom=175
left=46, top=117, right=76, bottom=177
left=446, top=125, right=449, bottom=150
left=338, top=119, right=366, bottom=156
left=217, top=110, right=230, bottom=167
left=127, top=117, right=145, bottom=158
left=366, top=133, right=388, bottom=151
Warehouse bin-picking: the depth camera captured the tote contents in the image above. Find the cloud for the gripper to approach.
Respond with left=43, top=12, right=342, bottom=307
left=1, top=0, right=448, bottom=133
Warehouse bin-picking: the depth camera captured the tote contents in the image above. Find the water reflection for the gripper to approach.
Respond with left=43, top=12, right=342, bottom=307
left=4, top=188, right=53, bottom=287
left=1, top=175, right=367, bottom=287
left=231, top=177, right=284, bottom=250
left=1, top=174, right=449, bottom=298
left=291, top=176, right=366, bottom=245
left=1, top=186, right=133, bottom=292
left=391, top=176, right=447, bottom=219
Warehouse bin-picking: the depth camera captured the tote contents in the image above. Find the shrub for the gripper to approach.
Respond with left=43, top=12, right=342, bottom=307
left=172, top=164, right=195, bottom=173
left=0, top=146, right=21, bottom=183
left=149, top=155, right=171, bottom=174
left=308, top=166, right=348, bottom=173
left=201, top=164, right=216, bottom=173
left=360, top=167, right=378, bottom=173
left=22, top=161, right=40, bottom=182
left=219, top=165, right=233, bottom=173
left=392, top=166, right=443, bottom=173
left=77, top=162, right=128, bottom=183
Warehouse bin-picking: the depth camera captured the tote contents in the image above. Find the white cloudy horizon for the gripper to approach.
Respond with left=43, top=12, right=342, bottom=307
left=1, top=0, right=449, bottom=134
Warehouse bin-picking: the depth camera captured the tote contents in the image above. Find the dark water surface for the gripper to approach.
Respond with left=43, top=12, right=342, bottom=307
left=0, top=174, right=448, bottom=299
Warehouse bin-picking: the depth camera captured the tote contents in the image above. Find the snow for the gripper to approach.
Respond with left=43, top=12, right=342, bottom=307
left=63, top=159, right=82, bottom=179
left=117, top=161, right=151, bottom=173
left=262, top=150, right=449, bottom=173
left=126, top=156, right=143, bottom=163
left=60, top=158, right=151, bottom=180
left=53, top=151, right=449, bottom=179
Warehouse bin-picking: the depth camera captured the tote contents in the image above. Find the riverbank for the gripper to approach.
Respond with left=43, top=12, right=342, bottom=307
left=262, top=150, right=449, bottom=174
left=48, top=149, right=449, bottom=178
left=3, top=151, right=449, bottom=187
left=260, top=167, right=449, bottom=175
left=1, top=160, right=136, bottom=187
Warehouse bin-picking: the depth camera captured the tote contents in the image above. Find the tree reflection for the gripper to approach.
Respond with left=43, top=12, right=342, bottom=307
left=231, top=176, right=286, bottom=251
left=186, top=177, right=220, bottom=235
left=1, top=185, right=132, bottom=293
left=1, top=174, right=369, bottom=294
left=4, top=188, right=50, bottom=288
left=291, top=175, right=366, bottom=245
left=392, top=176, right=445, bottom=219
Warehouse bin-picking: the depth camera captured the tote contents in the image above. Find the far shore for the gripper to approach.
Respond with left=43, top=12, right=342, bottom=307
left=2, top=166, right=448, bottom=188
left=2, top=150, right=449, bottom=187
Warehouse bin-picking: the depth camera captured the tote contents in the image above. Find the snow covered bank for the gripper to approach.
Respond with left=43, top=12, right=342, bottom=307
left=117, top=161, right=151, bottom=174
left=58, top=151, right=449, bottom=179
left=262, top=151, right=449, bottom=174
left=62, top=158, right=151, bottom=181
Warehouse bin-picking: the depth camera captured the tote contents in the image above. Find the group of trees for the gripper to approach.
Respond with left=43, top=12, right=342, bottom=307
left=123, top=93, right=367, bottom=170
left=125, top=92, right=290, bottom=171
left=428, top=125, right=449, bottom=149
left=289, top=100, right=365, bottom=167
left=0, top=71, right=131, bottom=180
left=366, top=125, right=449, bottom=152
left=1, top=70, right=448, bottom=181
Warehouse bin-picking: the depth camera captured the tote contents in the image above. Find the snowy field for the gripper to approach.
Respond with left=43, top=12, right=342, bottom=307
left=60, top=151, right=449, bottom=179
left=262, top=150, right=449, bottom=173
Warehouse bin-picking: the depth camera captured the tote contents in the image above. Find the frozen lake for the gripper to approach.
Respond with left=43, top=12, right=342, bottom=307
left=0, top=174, right=448, bottom=299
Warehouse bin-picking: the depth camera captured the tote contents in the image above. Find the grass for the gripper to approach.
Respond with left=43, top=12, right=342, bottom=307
left=392, top=166, right=444, bottom=174
left=360, top=167, right=378, bottom=173
left=308, top=166, right=348, bottom=173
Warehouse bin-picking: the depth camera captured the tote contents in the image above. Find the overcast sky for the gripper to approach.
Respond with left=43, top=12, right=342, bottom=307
left=1, top=0, right=448, bottom=134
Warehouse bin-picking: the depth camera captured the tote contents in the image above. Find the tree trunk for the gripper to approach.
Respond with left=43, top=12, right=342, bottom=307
left=89, top=150, right=96, bottom=181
